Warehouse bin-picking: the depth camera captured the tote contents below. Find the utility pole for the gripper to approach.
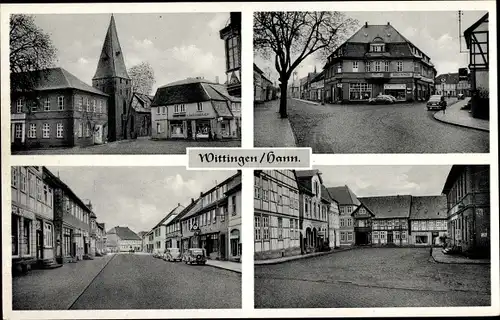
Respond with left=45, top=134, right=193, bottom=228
left=459, top=11, right=469, bottom=54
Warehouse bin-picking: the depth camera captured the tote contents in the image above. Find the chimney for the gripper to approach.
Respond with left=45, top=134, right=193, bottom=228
left=191, top=198, right=195, bottom=204
left=200, top=192, right=203, bottom=196
left=365, top=22, right=368, bottom=28
left=215, top=76, right=219, bottom=84
left=178, top=202, right=181, bottom=206
left=387, top=22, right=390, bottom=26
left=87, top=201, right=92, bottom=211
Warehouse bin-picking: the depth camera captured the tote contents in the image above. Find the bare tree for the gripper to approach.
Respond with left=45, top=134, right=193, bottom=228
left=254, top=12, right=358, bottom=118
left=128, top=62, right=156, bottom=95
left=10, top=14, right=58, bottom=92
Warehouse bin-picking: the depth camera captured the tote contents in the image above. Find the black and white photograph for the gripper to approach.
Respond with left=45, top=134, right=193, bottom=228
left=253, top=11, right=490, bottom=153
left=254, top=166, right=491, bottom=308
left=10, top=12, right=241, bottom=155
left=11, top=166, right=241, bottom=309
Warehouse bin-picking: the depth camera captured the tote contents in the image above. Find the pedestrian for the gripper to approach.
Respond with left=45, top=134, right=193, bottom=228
left=441, top=96, right=447, bottom=115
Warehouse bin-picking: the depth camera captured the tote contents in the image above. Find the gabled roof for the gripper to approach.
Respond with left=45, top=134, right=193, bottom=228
left=152, top=79, right=228, bottom=106
left=11, top=68, right=108, bottom=96
left=167, top=198, right=201, bottom=226
left=327, top=186, right=361, bottom=206
left=442, top=165, right=466, bottom=194
left=410, top=196, right=448, bottom=220
left=97, top=222, right=105, bottom=230
left=178, top=198, right=203, bottom=220
left=137, top=231, right=149, bottom=238
left=359, top=195, right=412, bottom=219
left=131, top=92, right=154, bottom=113
left=321, top=185, right=336, bottom=204
left=351, top=202, right=375, bottom=217
left=435, top=73, right=459, bottom=85
left=464, top=12, right=489, bottom=47
left=253, top=63, right=264, bottom=74
left=93, top=15, right=130, bottom=80
left=152, top=203, right=185, bottom=230
left=107, top=226, right=141, bottom=240
left=295, top=170, right=321, bottom=195
left=311, top=71, right=325, bottom=83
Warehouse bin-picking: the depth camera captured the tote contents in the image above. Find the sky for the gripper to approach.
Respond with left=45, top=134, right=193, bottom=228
left=315, top=165, right=453, bottom=197
left=254, top=11, right=488, bottom=84
left=33, top=13, right=230, bottom=93
left=46, top=167, right=238, bottom=234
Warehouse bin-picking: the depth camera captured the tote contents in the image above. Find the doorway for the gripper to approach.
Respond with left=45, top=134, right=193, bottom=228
left=220, top=234, right=226, bottom=260
left=387, top=231, right=394, bottom=244
left=94, top=124, right=103, bottom=144
left=36, top=225, right=43, bottom=261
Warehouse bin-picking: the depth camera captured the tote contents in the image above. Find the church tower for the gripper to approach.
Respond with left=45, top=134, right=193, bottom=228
left=92, top=15, right=131, bottom=141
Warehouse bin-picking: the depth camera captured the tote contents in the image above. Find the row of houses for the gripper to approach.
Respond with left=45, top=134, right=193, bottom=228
left=254, top=165, right=490, bottom=260
left=11, top=166, right=107, bottom=274
left=254, top=63, right=279, bottom=103
left=11, top=13, right=242, bottom=150
left=141, top=171, right=242, bottom=262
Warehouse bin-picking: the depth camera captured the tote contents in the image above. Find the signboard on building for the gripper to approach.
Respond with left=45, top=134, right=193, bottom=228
left=370, top=73, right=385, bottom=78
left=384, top=84, right=406, bottom=90
left=391, top=72, right=413, bottom=78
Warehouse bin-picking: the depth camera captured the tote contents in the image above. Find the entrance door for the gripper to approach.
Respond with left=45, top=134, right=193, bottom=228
left=36, top=228, right=43, bottom=260
left=94, top=124, right=103, bottom=144
left=387, top=231, right=394, bottom=244
left=220, top=234, right=226, bottom=260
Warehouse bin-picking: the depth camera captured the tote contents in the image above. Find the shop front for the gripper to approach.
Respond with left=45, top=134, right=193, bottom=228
left=229, top=229, right=241, bottom=261
left=169, top=120, right=186, bottom=138
left=384, top=83, right=407, bottom=101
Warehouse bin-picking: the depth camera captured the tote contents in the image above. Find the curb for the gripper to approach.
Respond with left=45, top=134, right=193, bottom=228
left=433, top=113, right=489, bottom=132
left=430, top=248, right=490, bottom=265
left=255, top=247, right=355, bottom=266
left=205, top=263, right=242, bottom=274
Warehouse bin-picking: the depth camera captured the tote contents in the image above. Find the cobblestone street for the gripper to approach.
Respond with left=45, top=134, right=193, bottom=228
left=13, top=253, right=241, bottom=310
left=11, top=137, right=241, bottom=155
left=255, top=247, right=490, bottom=308
left=283, top=99, right=489, bottom=153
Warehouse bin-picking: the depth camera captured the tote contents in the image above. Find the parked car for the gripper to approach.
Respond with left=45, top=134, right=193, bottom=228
left=457, top=93, right=465, bottom=100
left=368, top=95, right=394, bottom=104
left=427, top=94, right=446, bottom=110
left=386, top=95, right=397, bottom=103
left=164, top=248, right=182, bottom=262
left=182, top=248, right=207, bottom=265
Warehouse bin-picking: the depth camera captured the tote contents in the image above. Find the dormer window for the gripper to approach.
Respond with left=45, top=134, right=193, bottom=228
left=370, top=37, right=385, bottom=52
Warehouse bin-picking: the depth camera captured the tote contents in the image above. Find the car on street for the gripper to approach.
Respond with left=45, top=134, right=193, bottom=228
left=182, top=248, right=207, bottom=265
left=458, top=93, right=465, bottom=100
left=368, top=95, right=394, bottom=104
left=427, top=95, right=446, bottom=111
left=164, top=248, right=182, bottom=262
left=386, top=94, right=397, bottom=103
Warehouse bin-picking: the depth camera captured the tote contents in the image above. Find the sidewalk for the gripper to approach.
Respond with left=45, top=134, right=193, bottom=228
left=431, top=248, right=490, bottom=265
left=12, top=253, right=116, bottom=310
left=293, top=98, right=320, bottom=105
left=433, top=98, right=489, bottom=132
left=254, top=100, right=297, bottom=147
left=205, top=259, right=241, bottom=273
left=255, top=247, right=354, bottom=266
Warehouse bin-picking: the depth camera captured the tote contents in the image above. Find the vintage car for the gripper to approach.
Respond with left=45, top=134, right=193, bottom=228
left=164, top=248, right=182, bottom=262
left=368, top=95, right=394, bottom=104
left=427, top=95, right=446, bottom=110
left=182, top=248, right=207, bottom=265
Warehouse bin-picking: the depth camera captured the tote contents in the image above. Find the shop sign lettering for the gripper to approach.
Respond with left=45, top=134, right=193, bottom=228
left=390, top=72, right=413, bottom=78
left=370, top=73, right=385, bottom=78
left=187, top=112, right=210, bottom=117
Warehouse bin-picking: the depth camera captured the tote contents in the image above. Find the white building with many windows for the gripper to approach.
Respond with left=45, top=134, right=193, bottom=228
left=254, top=170, right=301, bottom=260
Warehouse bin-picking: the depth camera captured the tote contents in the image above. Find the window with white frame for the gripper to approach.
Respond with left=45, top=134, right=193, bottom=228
left=347, top=232, right=353, bottom=241
left=45, top=97, right=51, bottom=111
left=86, top=123, right=91, bottom=137
left=58, top=96, right=64, bottom=110
left=340, top=218, right=345, bottom=227
left=92, top=99, right=96, bottom=113
left=373, top=231, right=379, bottom=239
left=352, top=61, right=359, bottom=72
left=44, top=223, right=53, bottom=247
left=16, top=98, right=25, bottom=113
left=397, top=61, right=403, bottom=72
left=254, top=216, right=261, bottom=240
left=156, top=107, right=160, bottom=115
left=197, top=102, right=203, bottom=111
left=263, top=215, right=269, bottom=240
left=78, top=122, right=83, bottom=137
left=42, top=123, right=50, bottom=138
left=86, top=98, right=90, bottom=112
left=277, top=217, right=283, bottom=239
left=56, top=123, right=64, bottom=138
left=340, top=232, right=345, bottom=241
left=366, top=61, right=371, bottom=72
left=174, top=104, right=186, bottom=114
left=375, top=61, right=381, bottom=72
left=78, top=97, right=83, bottom=111
left=384, top=61, right=390, bottom=72
left=29, top=123, right=36, bottom=138
left=99, top=100, right=103, bottom=113
left=156, top=122, right=162, bottom=134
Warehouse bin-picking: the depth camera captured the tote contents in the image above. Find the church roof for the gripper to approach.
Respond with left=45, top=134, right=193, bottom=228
left=93, top=15, right=130, bottom=80
left=11, top=67, right=107, bottom=96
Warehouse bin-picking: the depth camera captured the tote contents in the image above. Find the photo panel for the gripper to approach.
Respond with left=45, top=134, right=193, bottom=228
left=254, top=166, right=491, bottom=308
left=10, top=166, right=241, bottom=310
left=9, top=12, right=242, bottom=155
left=253, top=11, right=490, bottom=154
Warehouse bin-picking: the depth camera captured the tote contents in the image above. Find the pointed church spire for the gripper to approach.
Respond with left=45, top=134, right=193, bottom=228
left=93, top=14, right=129, bottom=80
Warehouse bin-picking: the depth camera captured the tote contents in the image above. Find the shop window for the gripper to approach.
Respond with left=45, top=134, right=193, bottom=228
left=170, top=121, right=184, bottom=137
left=347, top=232, right=353, bottom=241
left=416, top=235, right=427, bottom=244
left=340, top=231, right=345, bottom=241
left=349, top=83, right=372, bottom=100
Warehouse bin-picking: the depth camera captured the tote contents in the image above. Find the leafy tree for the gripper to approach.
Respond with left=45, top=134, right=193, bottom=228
left=128, top=62, right=156, bottom=95
left=254, top=12, right=358, bottom=118
left=10, top=14, right=58, bottom=92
